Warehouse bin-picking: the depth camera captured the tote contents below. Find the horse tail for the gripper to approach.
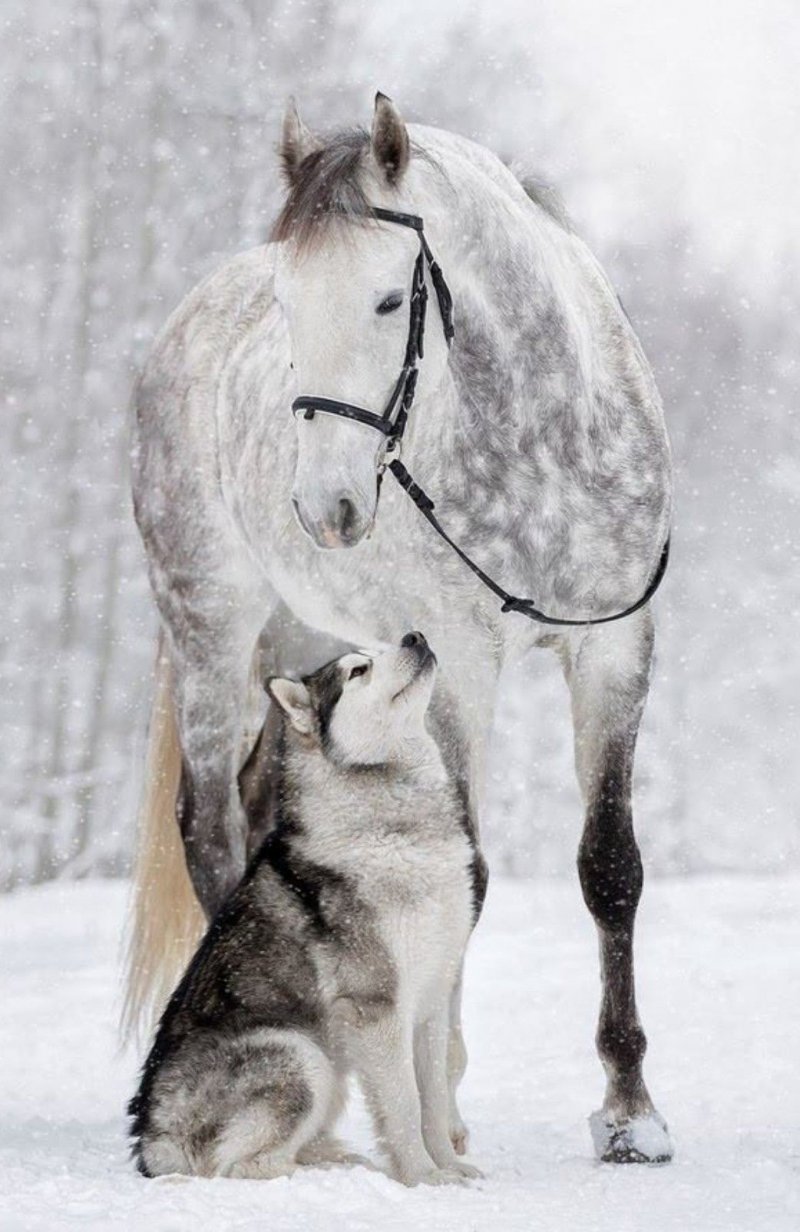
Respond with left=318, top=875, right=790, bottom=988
left=121, top=634, right=205, bottom=1046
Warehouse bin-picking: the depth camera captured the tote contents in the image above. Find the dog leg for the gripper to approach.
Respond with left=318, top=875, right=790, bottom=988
left=416, top=1002, right=482, bottom=1179
left=446, top=968, right=470, bottom=1154
left=352, top=1017, right=467, bottom=1187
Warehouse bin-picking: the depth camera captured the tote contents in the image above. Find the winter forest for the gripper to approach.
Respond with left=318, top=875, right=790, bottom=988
left=3, top=0, right=799, bottom=889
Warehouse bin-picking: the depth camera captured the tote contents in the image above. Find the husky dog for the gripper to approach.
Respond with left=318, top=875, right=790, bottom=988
left=129, top=633, right=487, bottom=1185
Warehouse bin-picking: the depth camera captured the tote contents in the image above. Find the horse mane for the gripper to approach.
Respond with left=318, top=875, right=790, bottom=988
left=270, top=127, right=374, bottom=250
left=517, top=173, right=574, bottom=233
left=270, top=122, right=573, bottom=251
left=270, top=126, right=448, bottom=251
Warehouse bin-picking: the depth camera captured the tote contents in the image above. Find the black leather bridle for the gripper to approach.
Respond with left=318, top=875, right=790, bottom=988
left=291, top=205, right=670, bottom=628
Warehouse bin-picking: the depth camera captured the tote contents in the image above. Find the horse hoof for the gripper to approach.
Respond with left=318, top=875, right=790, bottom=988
left=589, top=1109, right=674, bottom=1164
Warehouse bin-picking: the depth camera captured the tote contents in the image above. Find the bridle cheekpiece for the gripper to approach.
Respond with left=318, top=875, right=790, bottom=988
left=292, top=206, right=452, bottom=465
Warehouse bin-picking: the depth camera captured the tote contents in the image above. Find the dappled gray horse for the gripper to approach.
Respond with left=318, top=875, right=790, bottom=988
left=127, top=95, right=672, bottom=1164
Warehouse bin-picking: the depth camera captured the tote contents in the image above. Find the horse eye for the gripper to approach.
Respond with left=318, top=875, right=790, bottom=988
left=376, top=292, right=403, bottom=315
left=349, top=663, right=369, bottom=680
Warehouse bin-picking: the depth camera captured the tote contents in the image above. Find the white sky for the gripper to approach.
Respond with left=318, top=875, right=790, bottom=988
left=353, top=0, right=799, bottom=280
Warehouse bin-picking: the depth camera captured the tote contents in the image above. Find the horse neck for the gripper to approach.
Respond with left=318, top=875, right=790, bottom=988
left=412, top=136, right=642, bottom=448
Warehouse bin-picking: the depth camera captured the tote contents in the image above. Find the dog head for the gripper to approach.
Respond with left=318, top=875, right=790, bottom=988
left=267, top=632, right=436, bottom=767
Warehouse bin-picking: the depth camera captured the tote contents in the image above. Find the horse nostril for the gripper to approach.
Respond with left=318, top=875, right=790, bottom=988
left=401, top=631, right=426, bottom=648
left=291, top=495, right=311, bottom=537
left=336, top=497, right=357, bottom=539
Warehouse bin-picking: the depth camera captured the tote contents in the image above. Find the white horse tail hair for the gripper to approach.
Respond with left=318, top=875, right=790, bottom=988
left=121, top=633, right=206, bottom=1046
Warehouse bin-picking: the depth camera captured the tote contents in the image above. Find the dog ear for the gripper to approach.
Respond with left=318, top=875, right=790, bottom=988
left=267, top=677, right=315, bottom=735
left=279, top=97, right=321, bottom=186
left=370, top=91, right=409, bottom=185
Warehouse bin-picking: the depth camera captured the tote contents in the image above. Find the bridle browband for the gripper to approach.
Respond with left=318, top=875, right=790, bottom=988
left=291, top=205, right=670, bottom=628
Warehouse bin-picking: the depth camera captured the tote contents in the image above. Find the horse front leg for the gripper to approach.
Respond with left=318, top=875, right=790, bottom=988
left=169, top=603, right=269, bottom=920
left=562, top=610, right=673, bottom=1164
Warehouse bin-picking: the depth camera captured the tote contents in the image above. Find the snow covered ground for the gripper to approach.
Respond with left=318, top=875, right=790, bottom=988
left=1, top=874, right=799, bottom=1232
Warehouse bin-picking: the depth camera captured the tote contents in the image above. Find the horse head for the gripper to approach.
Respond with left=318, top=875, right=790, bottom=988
left=272, top=94, right=451, bottom=549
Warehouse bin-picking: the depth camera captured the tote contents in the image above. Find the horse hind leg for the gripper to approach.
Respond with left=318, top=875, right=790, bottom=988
left=562, top=610, right=673, bottom=1164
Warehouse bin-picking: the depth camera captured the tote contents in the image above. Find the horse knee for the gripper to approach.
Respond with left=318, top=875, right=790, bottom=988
left=578, top=823, right=643, bottom=933
left=596, top=1015, right=647, bottom=1075
left=577, top=733, right=644, bottom=932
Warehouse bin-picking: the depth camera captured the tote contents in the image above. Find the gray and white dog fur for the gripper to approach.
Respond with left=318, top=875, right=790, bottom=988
left=126, top=93, right=673, bottom=1163
left=130, top=635, right=488, bottom=1185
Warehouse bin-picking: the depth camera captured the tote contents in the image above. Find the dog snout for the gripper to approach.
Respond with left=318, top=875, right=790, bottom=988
left=401, top=631, right=436, bottom=666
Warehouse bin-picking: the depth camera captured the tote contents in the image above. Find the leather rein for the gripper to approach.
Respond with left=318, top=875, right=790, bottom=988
left=291, top=205, right=670, bottom=628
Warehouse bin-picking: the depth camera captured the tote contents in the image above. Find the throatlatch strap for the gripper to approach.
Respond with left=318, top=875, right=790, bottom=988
left=387, top=459, right=670, bottom=628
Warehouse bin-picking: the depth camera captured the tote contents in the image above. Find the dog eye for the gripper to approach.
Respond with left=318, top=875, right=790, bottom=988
left=376, top=292, right=403, bottom=315
left=348, top=663, right=369, bottom=680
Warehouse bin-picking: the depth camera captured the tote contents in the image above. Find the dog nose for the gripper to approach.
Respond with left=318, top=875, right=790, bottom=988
left=401, top=631, right=427, bottom=649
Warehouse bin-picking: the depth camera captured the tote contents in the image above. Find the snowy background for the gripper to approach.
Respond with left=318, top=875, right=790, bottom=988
left=2, top=0, right=799, bottom=885
left=2, top=2, right=800, bottom=1227
left=3, top=876, right=800, bottom=1231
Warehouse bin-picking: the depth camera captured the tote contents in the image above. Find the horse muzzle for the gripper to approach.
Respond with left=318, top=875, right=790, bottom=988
left=291, top=491, right=374, bottom=549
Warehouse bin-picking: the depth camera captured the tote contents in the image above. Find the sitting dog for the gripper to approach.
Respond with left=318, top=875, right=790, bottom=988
left=129, top=632, right=487, bottom=1185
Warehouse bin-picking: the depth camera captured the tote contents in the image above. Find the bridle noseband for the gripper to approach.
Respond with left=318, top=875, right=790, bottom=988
left=291, top=205, right=670, bottom=628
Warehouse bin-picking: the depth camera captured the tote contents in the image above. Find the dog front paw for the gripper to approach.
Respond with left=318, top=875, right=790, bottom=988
left=417, top=1165, right=471, bottom=1187
left=449, top=1119, right=469, bottom=1155
left=449, top=1159, right=483, bottom=1179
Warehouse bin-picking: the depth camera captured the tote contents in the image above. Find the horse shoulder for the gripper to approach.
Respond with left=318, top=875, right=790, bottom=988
left=131, top=245, right=282, bottom=570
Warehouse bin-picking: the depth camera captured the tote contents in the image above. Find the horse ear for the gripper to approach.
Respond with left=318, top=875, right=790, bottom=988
left=279, top=98, right=321, bottom=186
left=267, top=677, right=315, bottom=736
left=370, top=92, right=409, bottom=186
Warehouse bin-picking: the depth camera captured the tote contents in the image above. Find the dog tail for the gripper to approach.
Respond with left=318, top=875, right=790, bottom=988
left=121, top=634, right=205, bottom=1046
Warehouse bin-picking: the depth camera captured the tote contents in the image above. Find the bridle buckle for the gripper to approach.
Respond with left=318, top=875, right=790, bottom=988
left=379, top=435, right=402, bottom=472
